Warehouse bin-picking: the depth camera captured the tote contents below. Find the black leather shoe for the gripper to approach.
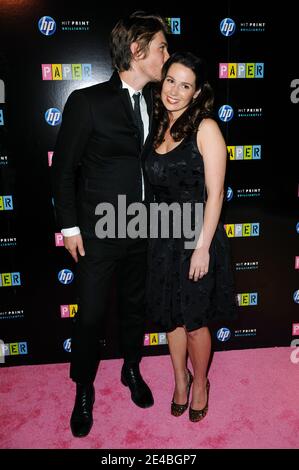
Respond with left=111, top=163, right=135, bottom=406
left=70, top=383, right=95, bottom=437
left=121, top=363, right=154, bottom=408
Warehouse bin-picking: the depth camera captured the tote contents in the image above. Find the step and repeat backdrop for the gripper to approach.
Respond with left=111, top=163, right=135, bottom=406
left=0, top=2, right=298, bottom=366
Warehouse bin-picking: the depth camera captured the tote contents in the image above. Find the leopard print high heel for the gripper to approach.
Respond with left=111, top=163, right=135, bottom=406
left=171, top=369, right=193, bottom=417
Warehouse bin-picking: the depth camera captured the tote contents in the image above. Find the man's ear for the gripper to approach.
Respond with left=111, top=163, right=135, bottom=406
left=130, top=41, right=143, bottom=60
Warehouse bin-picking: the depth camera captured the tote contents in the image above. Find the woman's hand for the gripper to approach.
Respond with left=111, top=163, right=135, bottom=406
left=189, top=247, right=210, bottom=282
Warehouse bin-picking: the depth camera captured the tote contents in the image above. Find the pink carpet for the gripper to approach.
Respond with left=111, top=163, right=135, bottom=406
left=0, top=347, right=298, bottom=449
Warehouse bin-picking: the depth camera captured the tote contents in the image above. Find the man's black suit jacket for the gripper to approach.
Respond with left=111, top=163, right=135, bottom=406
left=52, top=71, right=154, bottom=239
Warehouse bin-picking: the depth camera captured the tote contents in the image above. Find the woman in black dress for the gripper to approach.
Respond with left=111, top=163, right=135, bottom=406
left=145, top=52, right=236, bottom=422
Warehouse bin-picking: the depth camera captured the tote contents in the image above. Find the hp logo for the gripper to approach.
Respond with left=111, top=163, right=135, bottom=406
left=38, top=16, right=56, bottom=36
left=58, top=269, right=74, bottom=285
left=220, top=18, right=236, bottom=36
left=293, top=290, right=299, bottom=304
left=218, top=105, right=234, bottom=122
left=226, top=187, right=233, bottom=201
left=217, top=328, right=231, bottom=342
left=63, top=338, right=72, bottom=352
left=45, top=108, right=62, bottom=126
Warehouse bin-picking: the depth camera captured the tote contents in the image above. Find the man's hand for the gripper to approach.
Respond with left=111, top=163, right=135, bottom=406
left=63, top=234, right=85, bottom=263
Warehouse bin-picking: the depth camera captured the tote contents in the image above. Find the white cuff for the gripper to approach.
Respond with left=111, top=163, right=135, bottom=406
left=61, top=226, right=81, bottom=237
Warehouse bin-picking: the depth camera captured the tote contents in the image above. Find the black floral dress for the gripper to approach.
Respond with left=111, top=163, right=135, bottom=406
left=144, top=131, right=237, bottom=332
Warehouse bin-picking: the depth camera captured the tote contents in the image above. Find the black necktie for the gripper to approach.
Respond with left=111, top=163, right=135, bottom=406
left=132, top=92, right=144, bottom=146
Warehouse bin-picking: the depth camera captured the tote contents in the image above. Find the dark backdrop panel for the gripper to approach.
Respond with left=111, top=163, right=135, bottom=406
left=0, top=1, right=298, bottom=366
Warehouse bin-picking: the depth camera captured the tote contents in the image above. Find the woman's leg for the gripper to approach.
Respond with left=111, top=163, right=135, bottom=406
left=167, top=326, right=189, bottom=404
left=187, top=326, right=211, bottom=409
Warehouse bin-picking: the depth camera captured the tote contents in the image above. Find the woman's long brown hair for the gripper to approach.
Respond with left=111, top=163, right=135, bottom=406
left=153, top=51, right=214, bottom=149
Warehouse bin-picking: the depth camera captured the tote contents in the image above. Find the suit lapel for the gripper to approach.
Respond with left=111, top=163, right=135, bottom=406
left=109, top=70, right=138, bottom=131
left=119, top=88, right=138, bottom=130
left=109, top=70, right=153, bottom=149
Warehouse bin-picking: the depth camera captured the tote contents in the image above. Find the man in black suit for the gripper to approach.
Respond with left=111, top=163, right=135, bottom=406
left=52, top=12, right=169, bottom=437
